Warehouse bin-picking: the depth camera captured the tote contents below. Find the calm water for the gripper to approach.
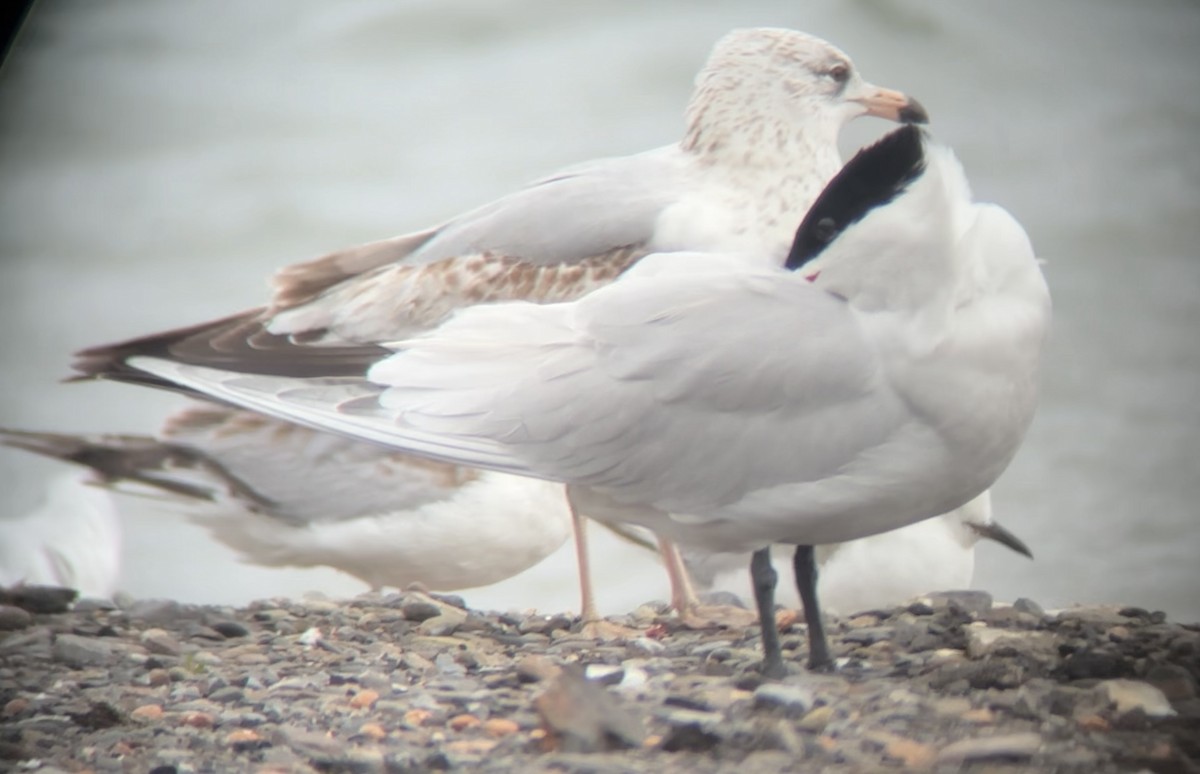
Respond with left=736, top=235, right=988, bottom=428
left=1, top=1, right=1198, bottom=620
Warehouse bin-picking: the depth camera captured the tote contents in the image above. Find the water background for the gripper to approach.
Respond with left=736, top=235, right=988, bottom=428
left=2, top=0, right=1198, bottom=620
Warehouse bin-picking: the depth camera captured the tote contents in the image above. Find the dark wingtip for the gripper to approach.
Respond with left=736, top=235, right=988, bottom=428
left=898, top=97, right=930, bottom=125
left=786, top=124, right=928, bottom=271
left=967, top=520, right=1034, bottom=559
left=66, top=308, right=388, bottom=397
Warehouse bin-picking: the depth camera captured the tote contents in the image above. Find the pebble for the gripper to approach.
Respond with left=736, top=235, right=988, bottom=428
left=936, top=731, right=1042, bottom=764
left=52, top=633, right=118, bottom=667
left=1097, top=679, right=1177, bottom=718
left=141, top=628, right=185, bottom=656
left=1, top=590, right=1195, bottom=772
left=752, top=683, right=816, bottom=716
left=130, top=704, right=164, bottom=722
left=965, top=626, right=1056, bottom=659
left=0, top=604, right=33, bottom=630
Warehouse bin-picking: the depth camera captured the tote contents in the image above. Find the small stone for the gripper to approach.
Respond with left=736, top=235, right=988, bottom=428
left=225, top=728, right=261, bottom=744
left=658, top=709, right=723, bottom=753
left=349, top=689, right=379, bottom=710
left=774, top=609, right=799, bottom=630
left=357, top=722, right=387, bottom=741
left=1144, top=663, right=1196, bottom=702
left=2, top=698, right=29, bottom=717
left=963, top=708, right=995, bottom=724
left=180, top=711, right=215, bottom=728
left=936, top=732, right=1042, bottom=764
left=417, top=609, right=467, bottom=637
left=797, top=705, right=834, bottom=732
left=448, top=714, right=481, bottom=731
left=1012, top=597, right=1045, bottom=616
left=147, top=668, right=172, bottom=687
left=483, top=718, right=519, bottom=737
left=52, top=633, right=116, bottom=667
left=401, top=599, right=443, bottom=622
left=516, top=655, right=561, bottom=683
left=885, top=736, right=937, bottom=768
left=403, top=709, right=432, bottom=727
left=1097, top=679, right=1177, bottom=718
left=141, top=628, right=184, bottom=657
left=966, top=627, right=1056, bottom=659
left=925, top=590, right=993, bottom=616
left=124, top=598, right=185, bottom=623
left=207, top=686, right=245, bottom=704
left=585, top=664, right=625, bottom=686
left=1077, top=713, right=1110, bottom=731
left=444, top=739, right=498, bottom=756
left=753, top=683, right=815, bottom=717
left=0, top=605, right=33, bottom=630
left=131, top=704, right=164, bottom=722
left=209, top=620, right=250, bottom=638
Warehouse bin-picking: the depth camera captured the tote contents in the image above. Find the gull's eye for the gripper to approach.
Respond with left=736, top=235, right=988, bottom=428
left=826, top=63, right=850, bottom=85
left=814, top=217, right=838, bottom=243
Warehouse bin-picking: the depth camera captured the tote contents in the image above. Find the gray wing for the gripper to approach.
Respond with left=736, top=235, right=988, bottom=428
left=127, top=260, right=905, bottom=521
left=266, top=146, right=690, bottom=343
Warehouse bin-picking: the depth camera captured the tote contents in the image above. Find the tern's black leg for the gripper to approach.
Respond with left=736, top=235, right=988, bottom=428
left=793, top=544, right=832, bottom=671
left=750, top=547, right=785, bottom=679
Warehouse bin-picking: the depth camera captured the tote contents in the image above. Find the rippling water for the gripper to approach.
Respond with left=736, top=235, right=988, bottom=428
left=2, top=0, right=1197, bottom=620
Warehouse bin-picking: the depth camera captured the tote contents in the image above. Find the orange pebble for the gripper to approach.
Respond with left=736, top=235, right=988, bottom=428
left=482, top=718, right=519, bottom=737
left=404, top=709, right=432, bottom=727
left=180, top=711, right=215, bottom=728
left=226, top=729, right=261, bottom=744
left=349, top=689, right=380, bottom=709
left=775, top=609, right=799, bottom=630
left=358, top=722, right=387, bottom=741
left=130, top=704, right=164, bottom=722
left=448, top=714, right=481, bottom=731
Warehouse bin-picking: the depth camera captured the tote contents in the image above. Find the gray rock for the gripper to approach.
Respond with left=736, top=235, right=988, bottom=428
left=140, top=628, right=184, bottom=656
left=123, top=598, right=187, bottom=623
left=925, top=590, right=993, bottom=616
left=416, top=609, right=467, bottom=637
left=207, top=619, right=250, bottom=638
left=753, top=682, right=816, bottom=717
left=1144, top=663, right=1197, bottom=702
left=0, top=604, right=33, bottom=630
left=1013, top=597, right=1046, bottom=616
left=52, top=634, right=116, bottom=667
left=207, top=686, right=246, bottom=703
left=400, top=599, right=442, bottom=622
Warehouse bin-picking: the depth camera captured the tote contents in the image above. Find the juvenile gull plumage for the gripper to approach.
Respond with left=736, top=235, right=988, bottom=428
left=81, top=126, right=1052, bottom=674
left=72, top=27, right=928, bottom=630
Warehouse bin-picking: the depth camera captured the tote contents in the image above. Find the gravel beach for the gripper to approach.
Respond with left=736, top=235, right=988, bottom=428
left=1, top=585, right=1197, bottom=773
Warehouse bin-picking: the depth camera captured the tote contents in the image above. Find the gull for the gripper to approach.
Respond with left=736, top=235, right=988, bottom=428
left=683, top=491, right=1034, bottom=617
left=1, top=407, right=571, bottom=593
left=72, top=125, right=1053, bottom=675
left=0, top=471, right=122, bottom=598
left=71, top=27, right=927, bottom=630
